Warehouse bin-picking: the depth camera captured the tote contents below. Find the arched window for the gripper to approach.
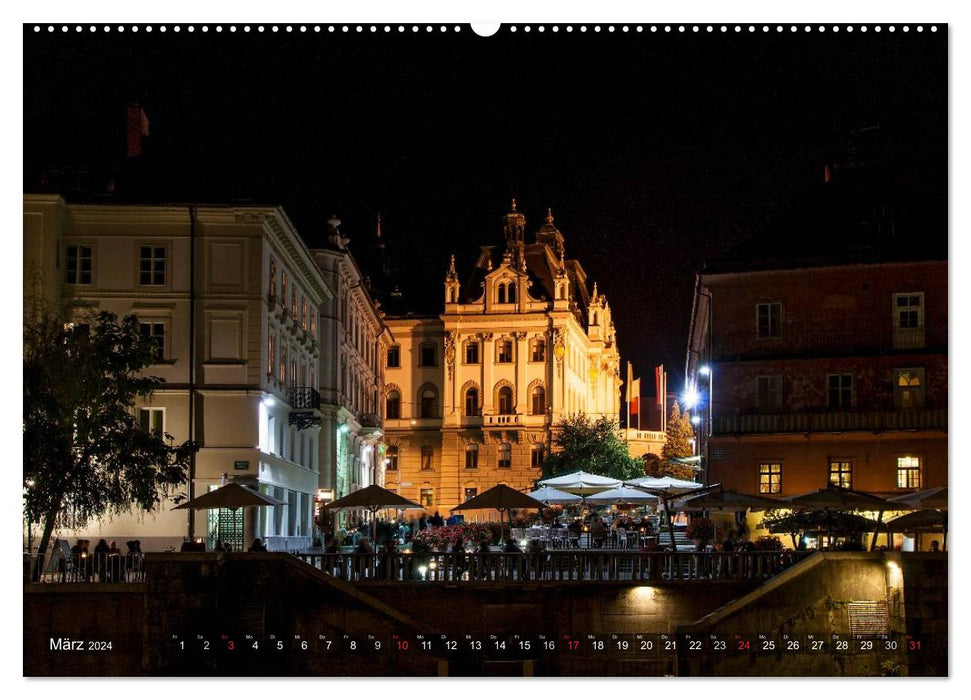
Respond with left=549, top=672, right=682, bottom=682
left=419, top=384, right=438, bottom=418
left=386, top=391, right=400, bottom=420
left=498, top=442, right=512, bottom=469
left=385, top=446, right=399, bottom=471
left=465, top=444, right=479, bottom=469
left=465, top=387, right=480, bottom=417
left=531, top=385, right=546, bottom=415
left=498, top=386, right=514, bottom=415
left=508, top=283, right=516, bottom=303
left=497, top=283, right=507, bottom=304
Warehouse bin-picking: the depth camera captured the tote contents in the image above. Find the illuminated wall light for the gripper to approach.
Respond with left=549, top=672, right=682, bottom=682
left=682, top=386, right=700, bottom=409
left=699, top=365, right=711, bottom=376
left=691, top=415, right=701, bottom=425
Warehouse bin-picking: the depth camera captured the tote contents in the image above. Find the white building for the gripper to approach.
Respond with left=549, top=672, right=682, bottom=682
left=23, top=195, right=330, bottom=551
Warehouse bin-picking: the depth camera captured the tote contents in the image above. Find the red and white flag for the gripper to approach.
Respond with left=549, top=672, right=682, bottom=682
left=126, top=103, right=150, bottom=157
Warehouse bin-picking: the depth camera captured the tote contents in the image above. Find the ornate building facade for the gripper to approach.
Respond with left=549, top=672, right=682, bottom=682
left=382, top=203, right=622, bottom=513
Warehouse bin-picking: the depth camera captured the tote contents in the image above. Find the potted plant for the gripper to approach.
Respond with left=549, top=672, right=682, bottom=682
left=686, top=517, right=715, bottom=550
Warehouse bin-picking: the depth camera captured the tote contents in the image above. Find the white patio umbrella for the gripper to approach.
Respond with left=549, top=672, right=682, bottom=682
left=537, top=470, right=621, bottom=495
left=527, top=486, right=584, bottom=504
left=585, top=486, right=660, bottom=507
left=624, top=476, right=705, bottom=550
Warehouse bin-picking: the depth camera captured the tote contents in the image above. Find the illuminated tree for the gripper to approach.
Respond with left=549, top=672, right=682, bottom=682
left=660, top=402, right=697, bottom=480
left=540, top=414, right=641, bottom=481
left=24, top=309, right=195, bottom=577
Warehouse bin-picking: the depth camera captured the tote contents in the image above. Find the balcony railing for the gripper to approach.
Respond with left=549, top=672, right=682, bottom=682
left=485, top=413, right=521, bottom=426
left=289, top=387, right=321, bottom=411
left=713, top=408, right=947, bottom=435
left=712, top=326, right=946, bottom=361
left=359, top=413, right=381, bottom=428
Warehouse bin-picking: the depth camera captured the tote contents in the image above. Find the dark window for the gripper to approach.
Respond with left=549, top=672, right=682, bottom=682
left=139, top=322, right=165, bottom=361
left=756, top=375, right=783, bottom=412
left=65, top=245, right=92, bottom=284
left=531, top=338, right=546, bottom=362
left=507, top=284, right=516, bottom=303
left=895, top=293, right=924, bottom=329
left=385, top=446, right=399, bottom=471
left=465, top=388, right=480, bottom=417
left=498, top=386, right=514, bottom=415
left=498, top=443, right=512, bottom=469
left=465, top=444, right=479, bottom=469
left=757, top=302, right=781, bottom=338
left=387, top=346, right=400, bottom=368
left=530, top=386, right=546, bottom=415
left=138, top=408, right=164, bottom=436
left=759, top=463, right=782, bottom=494
left=531, top=444, right=544, bottom=468
left=465, top=342, right=479, bottom=364
left=497, top=340, right=513, bottom=363
left=829, top=460, right=852, bottom=489
left=420, top=389, right=437, bottom=418
left=497, top=284, right=506, bottom=304
left=419, top=343, right=436, bottom=367
left=828, top=374, right=853, bottom=410
left=139, top=245, right=166, bottom=285
left=421, top=446, right=434, bottom=471
left=386, top=392, right=400, bottom=420
left=464, top=487, right=478, bottom=501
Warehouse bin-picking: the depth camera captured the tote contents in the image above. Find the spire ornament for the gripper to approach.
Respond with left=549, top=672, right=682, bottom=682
left=546, top=208, right=554, bottom=224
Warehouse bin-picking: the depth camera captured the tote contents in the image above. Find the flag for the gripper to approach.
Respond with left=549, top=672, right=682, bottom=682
left=655, top=365, right=664, bottom=405
left=126, top=103, right=150, bottom=157
left=630, top=378, right=641, bottom=428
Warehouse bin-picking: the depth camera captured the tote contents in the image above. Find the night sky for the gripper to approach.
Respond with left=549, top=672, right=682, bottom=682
left=23, top=25, right=947, bottom=397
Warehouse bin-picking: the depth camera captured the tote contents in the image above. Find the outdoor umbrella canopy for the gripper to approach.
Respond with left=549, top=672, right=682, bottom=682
left=537, top=471, right=621, bottom=495
left=451, top=484, right=546, bottom=543
left=888, top=486, right=948, bottom=510
left=585, top=486, right=660, bottom=506
left=527, top=486, right=584, bottom=505
left=783, top=484, right=896, bottom=551
left=764, top=510, right=882, bottom=549
left=884, top=509, right=946, bottom=531
left=323, top=485, right=425, bottom=546
left=172, top=482, right=285, bottom=551
left=672, top=488, right=783, bottom=513
left=624, top=476, right=705, bottom=550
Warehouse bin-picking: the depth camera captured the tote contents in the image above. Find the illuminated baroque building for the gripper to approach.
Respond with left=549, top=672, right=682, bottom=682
left=684, top=172, right=947, bottom=546
left=381, top=202, right=622, bottom=513
left=23, top=195, right=387, bottom=550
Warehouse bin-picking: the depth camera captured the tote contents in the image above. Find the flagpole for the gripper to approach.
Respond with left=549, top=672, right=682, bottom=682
left=626, top=362, right=632, bottom=432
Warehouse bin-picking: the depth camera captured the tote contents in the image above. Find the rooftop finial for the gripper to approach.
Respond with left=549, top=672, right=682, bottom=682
left=592, top=281, right=599, bottom=300
left=376, top=212, right=382, bottom=239
left=546, top=207, right=554, bottom=224
left=511, top=198, right=517, bottom=212
left=448, top=254, right=456, bottom=276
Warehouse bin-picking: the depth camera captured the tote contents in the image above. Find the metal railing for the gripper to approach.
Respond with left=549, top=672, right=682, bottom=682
left=713, top=408, right=947, bottom=435
left=289, top=387, right=321, bottom=410
left=293, top=550, right=813, bottom=583
left=24, top=552, right=146, bottom=584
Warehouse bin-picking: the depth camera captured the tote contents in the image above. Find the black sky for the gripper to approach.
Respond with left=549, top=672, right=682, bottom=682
left=23, top=25, right=947, bottom=396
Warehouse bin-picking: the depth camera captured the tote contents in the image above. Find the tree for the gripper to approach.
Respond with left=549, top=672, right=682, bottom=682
left=24, top=310, right=196, bottom=575
left=660, top=402, right=697, bottom=481
left=540, top=414, right=641, bottom=481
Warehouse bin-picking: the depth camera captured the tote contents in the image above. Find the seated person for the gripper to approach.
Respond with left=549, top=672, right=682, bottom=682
left=504, top=539, right=523, bottom=553
left=248, top=538, right=268, bottom=552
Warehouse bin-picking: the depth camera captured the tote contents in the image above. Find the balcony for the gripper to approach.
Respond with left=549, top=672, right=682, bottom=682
left=712, top=326, right=946, bottom=361
left=485, top=413, right=521, bottom=426
left=712, top=408, right=947, bottom=435
left=290, top=387, right=321, bottom=411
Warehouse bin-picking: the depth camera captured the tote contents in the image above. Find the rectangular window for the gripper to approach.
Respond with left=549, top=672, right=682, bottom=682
left=386, top=447, right=399, bottom=471
left=827, top=374, right=853, bottom=410
left=498, top=443, right=512, bottom=469
left=894, top=293, right=924, bottom=329
left=301, top=298, right=308, bottom=331
left=829, top=460, right=853, bottom=489
left=497, top=340, right=513, bottom=363
left=387, top=346, right=400, bottom=368
left=269, top=257, right=277, bottom=299
left=756, top=375, right=783, bottom=412
left=759, top=462, right=782, bottom=494
left=310, top=310, right=317, bottom=336
left=139, top=245, right=166, bottom=285
left=421, top=445, right=434, bottom=471
left=465, top=444, right=479, bottom=469
left=757, top=302, right=781, bottom=338
left=893, top=368, right=925, bottom=409
left=267, top=335, right=276, bottom=376
left=281, top=272, right=289, bottom=311
left=386, top=394, right=400, bottom=420
left=531, top=338, right=546, bottom=362
left=465, top=342, right=480, bottom=364
left=65, top=245, right=92, bottom=284
left=419, top=344, right=436, bottom=367
left=896, top=456, right=922, bottom=489
left=531, top=445, right=545, bottom=468
left=139, top=322, right=165, bottom=361
left=280, top=346, right=288, bottom=386
left=464, top=488, right=478, bottom=502
left=419, top=489, right=434, bottom=508
left=138, top=407, right=164, bottom=436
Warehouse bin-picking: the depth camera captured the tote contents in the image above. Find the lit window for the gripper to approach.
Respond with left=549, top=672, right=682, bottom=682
left=310, top=310, right=317, bottom=336
left=387, top=345, right=400, bottom=368
left=756, top=302, right=781, bottom=338
left=498, top=443, right=512, bottom=469
left=531, top=444, right=545, bottom=468
left=281, top=272, right=289, bottom=309
left=269, top=257, right=277, bottom=299
left=386, top=391, right=400, bottom=420
left=829, top=460, right=853, bottom=489
left=896, top=456, right=922, bottom=489
left=301, top=297, right=308, bottom=331
left=465, top=341, right=480, bottom=364
left=139, top=245, right=166, bottom=286
left=280, top=346, right=288, bottom=385
left=291, top=288, right=298, bottom=319
left=759, top=463, right=782, bottom=494
left=465, top=444, right=479, bottom=469
left=464, top=487, right=478, bottom=501
left=894, top=368, right=925, bottom=409
left=421, top=446, right=434, bottom=471
left=138, top=407, right=164, bottom=436
left=827, top=374, right=853, bottom=410
left=267, top=335, right=276, bottom=376
left=65, top=245, right=92, bottom=285
left=385, top=446, right=398, bottom=471
left=420, top=489, right=434, bottom=507
left=139, top=322, right=165, bottom=361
